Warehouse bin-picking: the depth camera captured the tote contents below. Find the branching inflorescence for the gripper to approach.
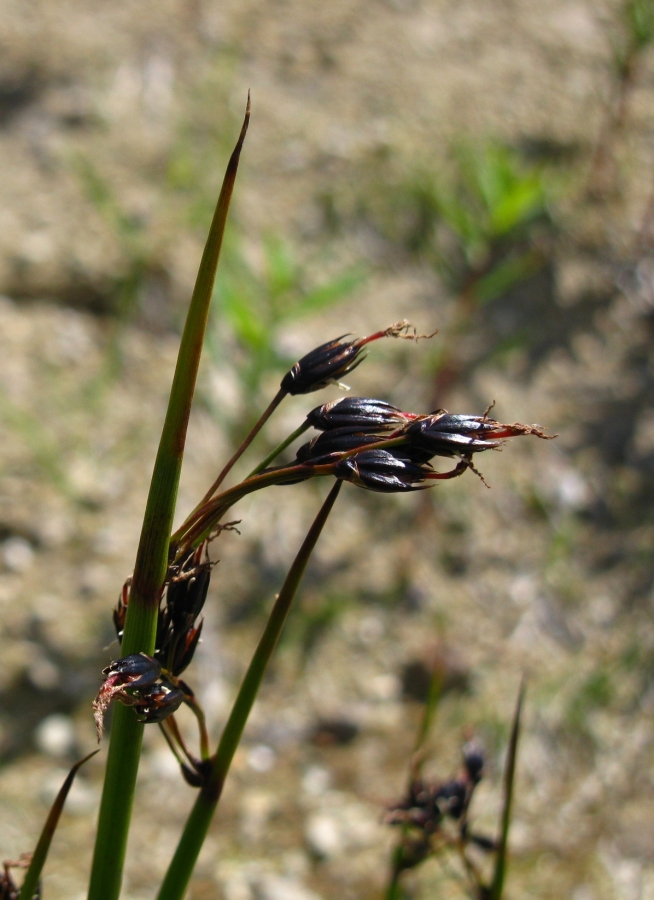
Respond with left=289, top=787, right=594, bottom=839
left=8, top=105, right=553, bottom=900
left=93, top=322, right=552, bottom=790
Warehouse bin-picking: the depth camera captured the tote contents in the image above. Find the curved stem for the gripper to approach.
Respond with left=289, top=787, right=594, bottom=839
left=170, top=462, right=335, bottom=553
left=196, top=388, right=286, bottom=508
left=247, top=420, right=311, bottom=478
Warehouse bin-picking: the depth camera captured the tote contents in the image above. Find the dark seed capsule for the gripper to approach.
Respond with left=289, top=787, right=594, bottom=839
left=426, top=413, right=504, bottom=434
left=166, top=555, right=211, bottom=630
left=470, top=833, right=497, bottom=852
left=169, top=622, right=204, bottom=676
left=133, top=679, right=186, bottom=724
left=101, top=653, right=162, bottom=691
left=280, top=323, right=414, bottom=395
left=280, top=334, right=367, bottom=395
left=405, top=418, right=501, bottom=459
left=306, top=397, right=411, bottom=432
left=296, top=428, right=383, bottom=463
left=433, top=779, right=468, bottom=820
left=463, top=740, right=485, bottom=783
left=334, top=449, right=432, bottom=493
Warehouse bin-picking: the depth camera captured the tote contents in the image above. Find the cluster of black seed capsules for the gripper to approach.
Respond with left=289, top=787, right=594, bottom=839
left=94, top=326, right=552, bottom=739
left=93, top=545, right=212, bottom=738
left=288, top=395, right=550, bottom=493
left=270, top=329, right=551, bottom=491
left=385, top=742, right=494, bottom=873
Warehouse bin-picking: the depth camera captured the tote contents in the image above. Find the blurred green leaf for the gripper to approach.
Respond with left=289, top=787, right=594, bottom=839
left=471, top=250, right=542, bottom=305
left=20, top=750, right=99, bottom=900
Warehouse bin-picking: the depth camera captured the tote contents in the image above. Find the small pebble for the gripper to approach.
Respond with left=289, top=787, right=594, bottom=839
left=2, top=537, right=34, bottom=573
left=35, top=714, right=76, bottom=757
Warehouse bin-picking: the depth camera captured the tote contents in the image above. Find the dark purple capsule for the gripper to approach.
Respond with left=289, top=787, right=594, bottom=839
left=421, top=412, right=554, bottom=442
left=405, top=419, right=501, bottom=459
left=334, top=449, right=432, bottom=493
left=433, top=779, right=467, bottom=820
left=133, top=680, right=186, bottom=723
left=280, top=334, right=366, bottom=395
left=427, top=413, right=504, bottom=434
left=166, top=557, right=211, bottom=630
left=101, top=653, right=162, bottom=691
left=306, top=397, right=411, bottom=432
left=170, top=622, right=204, bottom=676
left=280, top=324, right=411, bottom=396
left=296, top=428, right=383, bottom=463
left=463, top=740, right=485, bottom=783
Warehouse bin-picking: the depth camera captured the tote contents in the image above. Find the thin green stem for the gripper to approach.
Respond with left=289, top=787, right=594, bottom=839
left=159, top=720, right=191, bottom=769
left=384, top=862, right=404, bottom=900
left=185, top=693, right=211, bottom=761
left=490, top=680, right=525, bottom=900
left=87, top=100, right=250, bottom=900
left=247, top=420, right=311, bottom=477
left=165, top=715, right=200, bottom=768
left=171, top=462, right=335, bottom=553
left=194, top=388, right=286, bottom=510
left=156, top=481, right=343, bottom=900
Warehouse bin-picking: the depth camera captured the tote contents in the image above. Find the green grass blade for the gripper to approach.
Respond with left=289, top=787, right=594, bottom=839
left=156, top=480, right=343, bottom=900
left=490, top=679, right=525, bottom=900
left=87, top=98, right=250, bottom=900
left=20, top=750, right=99, bottom=900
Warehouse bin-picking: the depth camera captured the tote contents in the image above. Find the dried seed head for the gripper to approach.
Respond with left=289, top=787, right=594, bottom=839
left=280, top=322, right=430, bottom=396
left=154, top=544, right=212, bottom=676
left=101, top=652, right=162, bottom=689
left=405, top=412, right=554, bottom=460
left=92, top=652, right=163, bottom=740
left=280, top=334, right=366, bottom=395
left=334, top=449, right=433, bottom=493
left=306, top=397, right=412, bottom=432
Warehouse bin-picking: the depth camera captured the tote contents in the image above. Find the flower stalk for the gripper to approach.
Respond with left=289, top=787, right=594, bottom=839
left=156, top=480, right=343, bottom=900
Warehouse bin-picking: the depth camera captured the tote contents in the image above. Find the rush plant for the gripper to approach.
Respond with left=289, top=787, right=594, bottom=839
left=4, top=101, right=552, bottom=900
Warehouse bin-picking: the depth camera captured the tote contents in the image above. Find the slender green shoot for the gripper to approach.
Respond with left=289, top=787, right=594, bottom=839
left=193, top=387, right=286, bottom=510
left=247, top=420, right=312, bottom=477
left=87, top=98, right=250, bottom=900
left=20, top=751, right=99, bottom=900
left=490, top=680, right=525, bottom=900
left=156, top=480, right=343, bottom=900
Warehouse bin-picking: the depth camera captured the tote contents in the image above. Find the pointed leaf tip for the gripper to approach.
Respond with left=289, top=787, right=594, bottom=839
left=19, top=750, right=100, bottom=899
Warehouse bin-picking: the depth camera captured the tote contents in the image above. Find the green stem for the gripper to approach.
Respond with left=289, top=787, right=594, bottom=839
left=87, top=100, right=250, bottom=900
left=194, top=388, right=286, bottom=510
left=384, top=862, right=404, bottom=900
left=171, top=462, right=335, bottom=553
left=156, top=481, right=343, bottom=900
left=247, top=420, right=311, bottom=477
left=490, top=680, right=525, bottom=900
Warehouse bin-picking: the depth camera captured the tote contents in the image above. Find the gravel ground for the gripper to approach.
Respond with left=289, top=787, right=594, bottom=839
left=1, top=2, right=654, bottom=899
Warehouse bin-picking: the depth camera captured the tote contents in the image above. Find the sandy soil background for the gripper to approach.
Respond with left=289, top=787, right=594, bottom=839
left=1, top=1, right=654, bottom=898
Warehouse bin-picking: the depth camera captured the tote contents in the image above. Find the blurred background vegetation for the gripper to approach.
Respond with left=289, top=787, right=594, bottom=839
left=1, top=1, right=654, bottom=898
